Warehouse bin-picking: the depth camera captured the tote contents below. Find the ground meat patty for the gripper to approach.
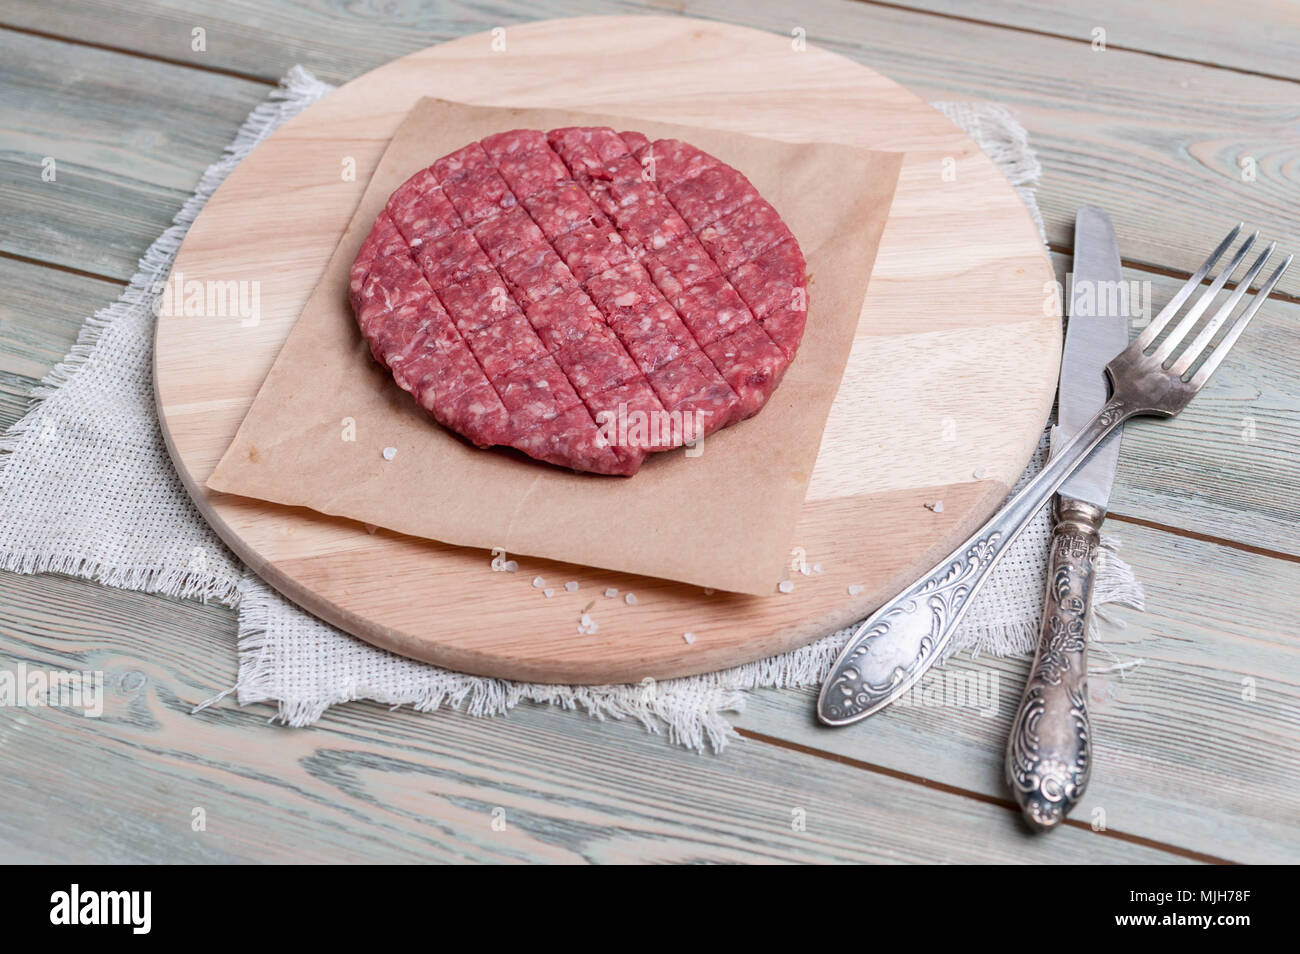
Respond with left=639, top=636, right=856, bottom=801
left=350, top=127, right=809, bottom=476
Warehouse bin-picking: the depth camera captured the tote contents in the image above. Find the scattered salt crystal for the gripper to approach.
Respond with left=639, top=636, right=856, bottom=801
left=503, top=560, right=518, bottom=573
left=848, top=584, right=865, bottom=596
left=925, top=500, right=945, bottom=513
left=625, top=593, right=638, bottom=606
left=604, top=587, right=618, bottom=598
left=813, top=563, right=823, bottom=574
left=532, top=576, right=545, bottom=588
left=778, top=580, right=794, bottom=594
left=543, top=588, right=555, bottom=598
left=683, top=632, right=696, bottom=644
left=382, top=446, right=397, bottom=461
left=973, top=467, right=989, bottom=480
left=565, top=581, right=579, bottom=592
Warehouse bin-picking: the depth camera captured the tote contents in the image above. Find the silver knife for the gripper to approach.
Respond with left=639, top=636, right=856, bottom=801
left=816, top=209, right=1127, bottom=732
left=1005, top=206, right=1127, bottom=830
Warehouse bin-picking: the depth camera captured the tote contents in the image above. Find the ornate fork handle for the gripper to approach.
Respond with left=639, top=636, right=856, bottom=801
left=817, top=399, right=1131, bottom=726
left=1006, top=498, right=1100, bottom=830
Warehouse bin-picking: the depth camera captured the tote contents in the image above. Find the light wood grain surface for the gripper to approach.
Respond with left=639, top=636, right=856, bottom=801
left=155, top=16, right=1057, bottom=682
left=1, top=0, right=1297, bottom=864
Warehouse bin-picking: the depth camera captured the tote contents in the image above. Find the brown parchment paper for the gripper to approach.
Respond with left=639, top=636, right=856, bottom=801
left=207, top=98, right=902, bottom=595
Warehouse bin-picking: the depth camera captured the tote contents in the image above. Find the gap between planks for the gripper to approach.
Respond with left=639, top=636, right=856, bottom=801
left=0, top=21, right=276, bottom=85
left=0, top=250, right=122, bottom=288
left=1108, top=513, right=1300, bottom=567
left=737, top=727, right=1234, bottom=864
left=9, top=1, right=1300, bottom=96
left=846, top=0, right=1300, bottom=86
left=1046, top=242, right=1300, bottom=308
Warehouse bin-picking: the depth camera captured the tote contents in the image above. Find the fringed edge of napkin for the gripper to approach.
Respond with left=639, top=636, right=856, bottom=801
left=931, top=100, right=1046, bottom=243
left=229, top=573, right=750, bottom=751
left=0, top=66, right=332, bottom=605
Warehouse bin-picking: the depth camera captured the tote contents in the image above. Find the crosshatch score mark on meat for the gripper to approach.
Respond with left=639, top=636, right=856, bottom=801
left=349, top=127, right=809, bottom=476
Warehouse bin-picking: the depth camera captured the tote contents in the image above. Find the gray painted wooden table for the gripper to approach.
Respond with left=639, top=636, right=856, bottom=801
left=1, top=0, right=1296, bottom=864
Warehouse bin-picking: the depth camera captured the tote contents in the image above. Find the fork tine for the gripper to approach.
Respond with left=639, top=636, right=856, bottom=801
left=1152, top=231, right=1258, bottom=364
left=1188, top=254, right=1293, bottom=389
left=1136, top=223, right=1242, bottom=350
left=1170, top=240, right=1273, bottom=374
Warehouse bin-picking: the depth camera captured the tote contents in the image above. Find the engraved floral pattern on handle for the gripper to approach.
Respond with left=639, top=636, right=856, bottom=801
left=820, top=534, right=1002, bottom=722
left=1006, top=503, right=1100, bottom=830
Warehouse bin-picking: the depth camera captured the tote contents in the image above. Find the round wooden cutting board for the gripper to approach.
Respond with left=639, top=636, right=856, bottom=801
left=155, top=16, right=1059, bottom=684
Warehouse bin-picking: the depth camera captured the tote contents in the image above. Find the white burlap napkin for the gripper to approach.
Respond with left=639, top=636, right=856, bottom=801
left=0, top=68, right=1142, bottom=750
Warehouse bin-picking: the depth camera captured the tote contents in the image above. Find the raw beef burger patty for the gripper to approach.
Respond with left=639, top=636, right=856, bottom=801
left=350, top=127, right=808, bottom=476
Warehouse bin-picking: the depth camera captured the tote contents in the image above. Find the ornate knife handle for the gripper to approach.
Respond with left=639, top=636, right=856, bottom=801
left=817, top=399, right=1131, bottom=726
left=1006, top=499, right=1101, bottom=831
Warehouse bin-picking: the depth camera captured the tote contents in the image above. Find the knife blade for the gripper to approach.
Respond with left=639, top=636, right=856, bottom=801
left=1004, top=205, right=1128, bottom=830
left=1057, top=205, right=1127, bottom=504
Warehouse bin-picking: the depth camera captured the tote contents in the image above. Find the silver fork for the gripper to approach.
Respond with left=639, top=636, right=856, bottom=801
left=817, top=224, right=1292, bottom=726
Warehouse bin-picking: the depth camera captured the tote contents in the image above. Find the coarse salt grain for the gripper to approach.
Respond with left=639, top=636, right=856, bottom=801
left=683, top=632, right=696, bottom=644
left=973, top=467, right=989, bottom=480
left=813, top=563, right=823, bottom=574
left=543, top=588, right=555, bottom=598
left=382, top=446, right=397, bottom=461
left=778, top=580, right=794, bottom=594
left=532, top=576, right=545, bottom=588
left=604, top=588, right=618, bottom=598
left=925, top=500, right=945, bottom=513
left=848, top=584, right=865, bottom=596
left=625, top=593, right=638, bottom=606
left=565, top=581, right=578, bottom=592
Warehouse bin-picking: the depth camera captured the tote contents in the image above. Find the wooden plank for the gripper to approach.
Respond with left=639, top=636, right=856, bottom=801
left=0, top=28, right=270, bottom=281
left=8, top=1, right=1298, bottom=297
left=1049, top=253, right=1300, bottom=556
left=0, top=258, right=119, bottom=381
left=0, top=258, right=121, bottom=427
left=0, top=569, right=1190, bottom=862
left=868, top=0, right=1300, bottom=82
left=735, top=520, right=1300, bottom=863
